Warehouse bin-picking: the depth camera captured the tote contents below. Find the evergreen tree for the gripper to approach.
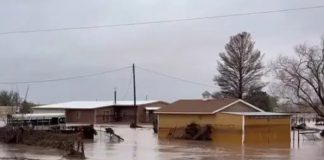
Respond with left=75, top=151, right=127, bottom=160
left=214, top=32, right=264, bottom=99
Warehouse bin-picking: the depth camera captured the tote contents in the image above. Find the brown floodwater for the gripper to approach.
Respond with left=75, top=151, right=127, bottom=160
left=0, top=125, right=324, bottom=160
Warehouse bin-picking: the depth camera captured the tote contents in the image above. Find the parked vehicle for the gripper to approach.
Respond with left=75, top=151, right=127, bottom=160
left=8, top=113, right=66, bottom=130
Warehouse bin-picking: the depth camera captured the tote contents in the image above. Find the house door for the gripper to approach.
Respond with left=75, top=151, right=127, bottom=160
left=103, top=111, right=111, bottom=123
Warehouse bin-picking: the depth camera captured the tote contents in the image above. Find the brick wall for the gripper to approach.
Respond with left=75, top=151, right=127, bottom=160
left=66, top=109, right=95, bottom=124
left=65, top=101, right=169, bottom=124
left=95, top=107, right=114, bottom=124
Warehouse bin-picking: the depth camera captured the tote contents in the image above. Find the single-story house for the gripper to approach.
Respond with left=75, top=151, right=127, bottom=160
left=156, top=98, right=291, bottom=146
left=0, top=106, right=17, bottom=126
left=33, top=100, right=168, bottom=124
left=0, top=106, right=16, bottom=117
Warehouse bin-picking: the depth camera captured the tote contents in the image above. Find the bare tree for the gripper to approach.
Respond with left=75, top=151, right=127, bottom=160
left=0, top=90, right=21, bottom=106
left=20, top=100, right=34, bottom=114
left=273, top=37, right=324, bottom=117
left=214, top=32, right=264, bottom=99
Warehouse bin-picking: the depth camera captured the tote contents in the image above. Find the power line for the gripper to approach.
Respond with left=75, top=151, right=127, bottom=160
left=0, top=65, right=131, bottom=85
left=136, top=66, right=215, bottom=88
left=122, top=70, right=133, bottom=100
left=0, top=5, right=323, bottom=35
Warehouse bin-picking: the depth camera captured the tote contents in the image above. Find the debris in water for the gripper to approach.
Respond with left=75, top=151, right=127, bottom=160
left=167, top=123, right=212, bottom=141
left=105, top=127, right=124, bottom=142
left=0, top=125, right=86, bottom=159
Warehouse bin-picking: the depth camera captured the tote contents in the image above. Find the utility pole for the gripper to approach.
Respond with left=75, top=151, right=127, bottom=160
left=114, top=87, right=117, bottom=105
left=24, top=85, right=29, bottom=101
left=132, top=64, right=137, bottom=127
left=21, top=85, right=30, bottom=118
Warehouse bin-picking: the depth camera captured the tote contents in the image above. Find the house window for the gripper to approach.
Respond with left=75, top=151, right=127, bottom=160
left=103, top=111, right=110, bottom=122
left=76, top=111, right=81, bottom=120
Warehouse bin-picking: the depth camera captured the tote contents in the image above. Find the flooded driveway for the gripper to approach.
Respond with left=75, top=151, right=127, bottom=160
left=1, top=126, right=324, bottom=160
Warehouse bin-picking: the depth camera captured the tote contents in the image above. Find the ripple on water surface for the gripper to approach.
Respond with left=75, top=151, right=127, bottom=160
left=0, top=126, right=324, bottom=160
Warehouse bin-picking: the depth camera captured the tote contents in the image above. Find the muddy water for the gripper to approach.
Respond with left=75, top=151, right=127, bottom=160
left=0, top=126, right=324, bottom=160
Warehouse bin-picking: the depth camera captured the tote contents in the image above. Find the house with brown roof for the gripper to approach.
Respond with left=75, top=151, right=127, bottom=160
left=156, top=98, right=291, bottom=146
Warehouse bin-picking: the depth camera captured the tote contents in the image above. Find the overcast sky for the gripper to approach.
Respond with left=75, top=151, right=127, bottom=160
left=0, top=0, right=323, bottom=104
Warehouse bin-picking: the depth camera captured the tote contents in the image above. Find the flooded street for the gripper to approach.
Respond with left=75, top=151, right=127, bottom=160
left=1, top=125, right=324, bottom=160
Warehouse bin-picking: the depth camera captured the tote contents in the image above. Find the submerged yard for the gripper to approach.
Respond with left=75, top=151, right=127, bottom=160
left=0, top=124, right=324, bottom=160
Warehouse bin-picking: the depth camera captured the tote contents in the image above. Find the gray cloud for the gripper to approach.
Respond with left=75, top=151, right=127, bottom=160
left=0, top=0, right=323, bottom=103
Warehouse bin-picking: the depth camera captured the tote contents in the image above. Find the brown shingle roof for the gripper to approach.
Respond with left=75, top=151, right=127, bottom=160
left=157, top=98, right=239, bottom=114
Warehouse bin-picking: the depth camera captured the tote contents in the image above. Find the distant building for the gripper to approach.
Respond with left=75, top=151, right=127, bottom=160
left=276, top=103, right=318, bottom=124
left=34, top=100, right=168, bottom=124
left=156, top=98, right=291, bottom=146
left=0, top=106, right=16, bottom=126
left=0, top=106, right=16, bottom=117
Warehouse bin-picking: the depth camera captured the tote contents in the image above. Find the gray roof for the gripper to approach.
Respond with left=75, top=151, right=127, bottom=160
left=223, top=112, right=291, bottom=116
left=34, top=100, right=164, bottom=109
